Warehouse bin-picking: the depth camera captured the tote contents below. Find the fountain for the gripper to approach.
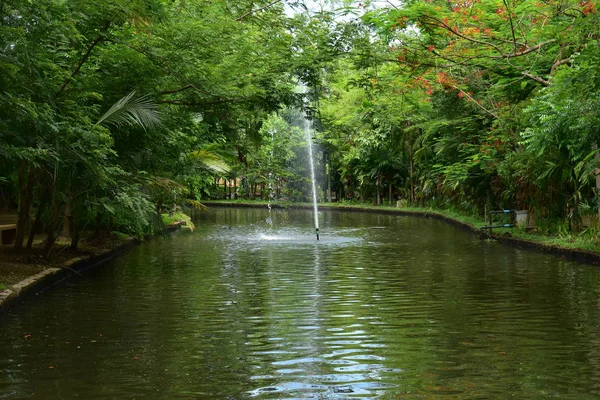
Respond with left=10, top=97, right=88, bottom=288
left=303, top=88, right=320, bottom=241
left=267, top=128, right=275, bottom=227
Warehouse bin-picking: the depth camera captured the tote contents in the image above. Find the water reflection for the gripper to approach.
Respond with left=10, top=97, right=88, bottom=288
left=245, top=229, right=392, bottom=399
left=1, top=208, right=600, bottom=399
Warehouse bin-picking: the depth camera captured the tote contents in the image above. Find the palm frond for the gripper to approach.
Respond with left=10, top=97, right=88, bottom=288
left=190, top=148, right=231, bottom=174
left=186, top=199, right=208, bottom=211
left=96, top=91, right=163, bottom=132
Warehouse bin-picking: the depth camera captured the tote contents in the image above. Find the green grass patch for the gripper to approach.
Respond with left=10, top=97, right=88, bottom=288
left=394, top=206, right=599, bottom=253
left=111, top=231, right=130, bottom=241
left=161, top=212, right=195, bottom=230
left=494, top=228, right=600, bottom=253
left=0, top=283, right=6, bottom=290
left=204, top=199, right=271, bottom=205
left=344, top=203, right=600, bottom=254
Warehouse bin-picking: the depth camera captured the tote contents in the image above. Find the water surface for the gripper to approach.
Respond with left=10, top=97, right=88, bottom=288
left=1, top=208, right=600, bottom=399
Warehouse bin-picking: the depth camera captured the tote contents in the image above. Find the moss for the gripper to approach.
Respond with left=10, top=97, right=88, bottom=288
left=161, top=212, right=195, bottom=230
left=112, top=231, right=130, bottom=241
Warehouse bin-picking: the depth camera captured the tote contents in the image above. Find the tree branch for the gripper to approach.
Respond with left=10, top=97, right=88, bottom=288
left=550, top=57, right=572, bottom=74
left=55, top=35, right=105, bottom=98
left=115, top=41, right=212, bottom=98
left=456, top=89, right=499, bottom=119
left=491, top=39, right=556, bottom=59
left=496, top=37, right=527, bottom=48
left=158, top=85, right=194, bottom=95
left=157, top=98, right=247, bottom=107
left=549, top=43, right=579, bottom=74
left=522, top=72, right=549, bottom=86
left=236, top=0, right=282, bottom=21
left=422, top=15, right=505, bottom=56
left=423, top=14, right=555, bottom=62
left=502, top=0, right=518, bottom=53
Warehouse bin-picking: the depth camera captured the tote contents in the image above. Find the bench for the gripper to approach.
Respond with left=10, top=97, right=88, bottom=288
left=0, top=215, right=18, bottom=246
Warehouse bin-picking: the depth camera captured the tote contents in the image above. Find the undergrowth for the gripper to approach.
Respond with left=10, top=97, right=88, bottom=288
left=161, top=212, right=195, bottom=230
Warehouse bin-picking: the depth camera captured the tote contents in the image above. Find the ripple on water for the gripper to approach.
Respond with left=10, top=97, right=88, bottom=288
left=2, top=208, right=600, bottom=399
left=209, top=225, right=365, bottom=248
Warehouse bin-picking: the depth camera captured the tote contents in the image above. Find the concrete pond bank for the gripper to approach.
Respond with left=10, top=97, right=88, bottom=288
left=0, top=222, right=188, bottom=316
left=203, top=201, right=600, bottom=266
left=3, top=204, right=599, bottom=317
left=0, top=238, right=137, bottom=315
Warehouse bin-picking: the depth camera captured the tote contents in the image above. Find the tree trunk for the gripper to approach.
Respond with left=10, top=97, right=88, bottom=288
left=232, top=171, right=237, bottom=199
left=14, top=162, right=35, bottom=250
left=596, top=167, right=600, bottom=228
left=43, top=192, right=62, bottom=259
left=26, top=195, right=48, bottom=250
left=155, top=201, right=162, bottom=230
left=593, top=144, right=600, bottom=228
left=408, top=147, right=415, bottom=205
left=388, top=182, right=393, bottom=205
left=376, top=175, right=382, bottom=206
left=94, top=211, right=103, bottom=237
left=70, top=217, right=80, bottom=250
left=327, top=166, right=332, bottom=202
left=61, top=193, right=72, bottom=237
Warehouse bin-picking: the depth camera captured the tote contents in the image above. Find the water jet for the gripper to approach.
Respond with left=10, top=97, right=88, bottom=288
left=303, top=86, right=320, bottom=241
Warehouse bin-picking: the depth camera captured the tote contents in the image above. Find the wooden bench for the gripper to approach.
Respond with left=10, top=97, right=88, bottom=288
left=0, top=215, right=18, bottom=246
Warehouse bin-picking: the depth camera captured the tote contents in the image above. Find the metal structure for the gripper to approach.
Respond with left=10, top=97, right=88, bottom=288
left=480, top=209, right=517, bottom=235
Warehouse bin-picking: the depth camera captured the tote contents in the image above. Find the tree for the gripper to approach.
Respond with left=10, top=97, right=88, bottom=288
left=0, top=0, right=304, bottom=256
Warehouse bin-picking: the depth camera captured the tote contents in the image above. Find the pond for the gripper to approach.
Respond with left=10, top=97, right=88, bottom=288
left=1, top=207, right=600, bottom=399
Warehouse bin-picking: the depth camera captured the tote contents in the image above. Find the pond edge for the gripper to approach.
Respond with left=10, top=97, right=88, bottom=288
left=203, top=201, right=600, bottom=266
left=0, top=223, right=186, bottom=316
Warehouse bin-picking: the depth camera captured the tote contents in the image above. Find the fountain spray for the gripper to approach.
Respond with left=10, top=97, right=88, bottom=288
left=267, top=129, right=275, bottom=226
left=305, top=110, right=320, bottom=241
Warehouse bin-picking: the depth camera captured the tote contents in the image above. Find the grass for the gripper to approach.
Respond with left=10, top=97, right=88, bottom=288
left=494, top=227, right=600, bottom=253
left=325, top=202, right=600, bottom=253
left=204, top=198, right=271, bottom=205
left=0, top=283, right=6, bottom=290
left=161, top=211, right=195, bottom=230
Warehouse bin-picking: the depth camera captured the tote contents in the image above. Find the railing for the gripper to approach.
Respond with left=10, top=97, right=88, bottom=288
left=480, top=210, right=517, bottom=235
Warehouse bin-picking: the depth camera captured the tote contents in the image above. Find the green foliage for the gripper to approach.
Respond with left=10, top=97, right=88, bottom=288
left=161, top=211, right=195, bottom=230
left=110, top=185, right=156, bottom=238
left=310, top=0, right=600, bottom=232
left=2, top=0, right=600, bottom=251
left=0, top=0, right=304, bottom=254
left=96, top=91, right=163, bottom=131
